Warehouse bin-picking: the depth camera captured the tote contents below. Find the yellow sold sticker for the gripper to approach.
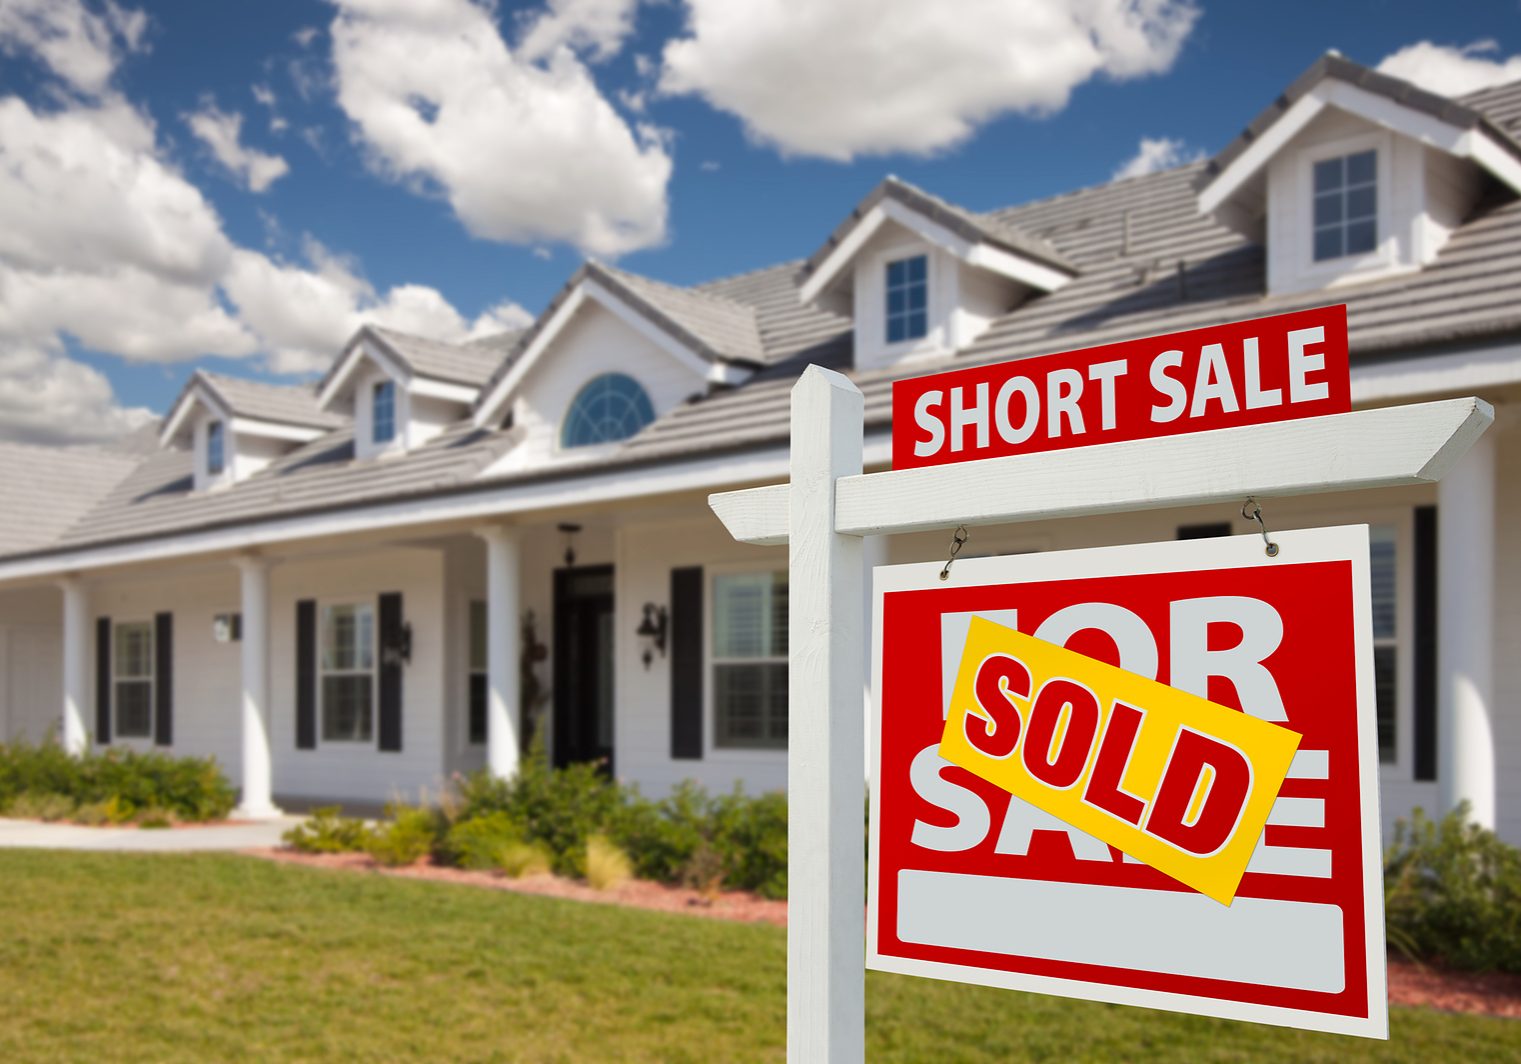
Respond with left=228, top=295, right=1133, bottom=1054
left=938, top=617, right=1302, bottom=905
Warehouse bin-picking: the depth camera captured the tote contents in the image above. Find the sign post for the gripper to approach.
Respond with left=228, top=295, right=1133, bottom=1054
left=709, top=310, right=1493, bottom=1060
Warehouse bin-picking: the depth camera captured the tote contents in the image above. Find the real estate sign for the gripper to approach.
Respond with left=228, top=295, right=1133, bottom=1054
left=868, top=528, right=1388, bottom=1038
left=892, top=304, right=1350, bottom=469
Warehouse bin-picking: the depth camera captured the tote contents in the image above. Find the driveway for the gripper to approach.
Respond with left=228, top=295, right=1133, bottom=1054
left=0, top=816, right=300, bottom=852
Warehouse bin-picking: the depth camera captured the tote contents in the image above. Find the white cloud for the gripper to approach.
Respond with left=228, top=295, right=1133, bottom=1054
left=0, top=342, right=154, bottom=444
left=251, top=81, right=289, bottom=133
left=517, top=0, right=638, bottom=63
left=328, top=0, right=671, bottom=256
left=1112, top=134, right=1201, bottom=180
left=0, top=0, right=146, bottom=97
left=1377, top=40, right=1521, bottom=98
left=659, top=0, right=1198, bottom=160
left=186, top=101, right=291, bottom=192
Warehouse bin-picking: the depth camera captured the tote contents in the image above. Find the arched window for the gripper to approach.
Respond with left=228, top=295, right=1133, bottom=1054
left=560, top=373, right=655, bottom=449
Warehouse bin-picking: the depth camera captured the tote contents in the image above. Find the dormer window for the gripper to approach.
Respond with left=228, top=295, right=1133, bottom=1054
left=1312, top=149, right=1377, bottom=262
left=372, top=380, right=396, bottom=445
left=206, top=421, right=225, bottom=476
left=561, top=373, right=655, bottom=449
left=885, top=254, right=929, bottom=344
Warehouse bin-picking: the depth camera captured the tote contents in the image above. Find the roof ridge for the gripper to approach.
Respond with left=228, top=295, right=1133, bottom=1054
left=692, top=257, right=807, bottom=290
left=595, top=261, right=758, bottom=315
left=983, top=159, right=1207, bottom=221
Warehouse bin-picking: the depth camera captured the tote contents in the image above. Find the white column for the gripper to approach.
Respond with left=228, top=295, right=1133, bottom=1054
left=1438, top=428, right=1497, bottom=828
left=58, top=576, right=90, bottom=755
left=234, top=555, right=281, bottom=819
left=787, top=366, right=865, bottom=1063
left=476, top=525, right=522, bottom=780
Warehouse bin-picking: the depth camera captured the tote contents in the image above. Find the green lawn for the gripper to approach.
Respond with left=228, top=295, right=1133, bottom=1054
left=0, top=853, right=1514, bottom=1062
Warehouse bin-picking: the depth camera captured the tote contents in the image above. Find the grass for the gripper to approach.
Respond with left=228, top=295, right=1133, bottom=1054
left=0, top=852, right=1516, bottom=1063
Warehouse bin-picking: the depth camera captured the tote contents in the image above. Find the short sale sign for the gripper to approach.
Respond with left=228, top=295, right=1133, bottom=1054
left=892, top=305, right=1349, bottom=469
left=868, top=529, right=1387, bottom=1038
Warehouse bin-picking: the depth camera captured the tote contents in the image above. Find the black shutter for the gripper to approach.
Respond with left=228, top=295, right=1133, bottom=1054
left=154, top=612, right=173, bottom=747
left=1413, top=505, right=1438, bottom=782
left=296, top=599, right=317, bottom=750
left=468, top=674, right=488, bottom=746
left=670, top=567, right=704, bottom=760
left=95, top=617, right=112, bottom=745
left=378, top=592, right=404, bottom=752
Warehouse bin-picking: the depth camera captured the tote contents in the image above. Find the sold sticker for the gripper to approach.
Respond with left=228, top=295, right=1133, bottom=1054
left=938, top=618, right=1302, bottom=905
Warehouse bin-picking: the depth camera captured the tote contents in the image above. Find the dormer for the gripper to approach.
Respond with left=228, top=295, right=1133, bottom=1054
left=158, top=371, right=341, bottom=492
left=797, top=178, right=1077, bottom=372
left=318, top=326, right=518, bottom=461
left=473, top=262, right=761, bottom=466
left=1198, top=53, right=1521, bottom=296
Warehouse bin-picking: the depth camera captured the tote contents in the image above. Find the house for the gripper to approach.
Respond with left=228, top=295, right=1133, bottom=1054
left=0, top=54, right=1517, bottom=844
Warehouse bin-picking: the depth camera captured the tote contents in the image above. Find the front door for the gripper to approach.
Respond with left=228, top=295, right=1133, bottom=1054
left=552, top=566, right=614, bottom=771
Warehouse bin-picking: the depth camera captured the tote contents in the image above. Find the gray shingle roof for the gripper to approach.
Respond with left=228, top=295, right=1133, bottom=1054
left=368, top=326, right=517, bottom=388
left=1200, top=52, right=1521, bottom=191
left=7, top=71, right=1521, bottom=565
left=196, top=371, right=343, bottom=430
left=799, top=175, right=1078, bottom=284
left=0, top=442, right=140, bottom=555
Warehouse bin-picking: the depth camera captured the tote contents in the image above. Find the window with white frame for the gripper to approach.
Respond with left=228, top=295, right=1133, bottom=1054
left=468, top=599, right=487, bottom=745
left=712, top=571, right=788, bottom=750
left=321, top=602, right=375, bottom=742
left=1370, top=524, right=1397, bottom=764
left=114, top=621, right=154, bottom=739
left=372, top=380, right=396, bottom=445
left=561, top=373, right=655, bottom=449
left=885, top=254, right=929, bottom=344
left=1312, top=149, right=1377, bottom=263
left=206, top=420, right=225, bottom=476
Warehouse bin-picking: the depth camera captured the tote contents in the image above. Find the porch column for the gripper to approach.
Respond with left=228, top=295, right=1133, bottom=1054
left=234, top=555, right=281, bottom=819
left=58, top=576, right=90, bottom=755
left=1437, top=428, right=1497, bottom=828
left=476, top=525, right=522, bottom=780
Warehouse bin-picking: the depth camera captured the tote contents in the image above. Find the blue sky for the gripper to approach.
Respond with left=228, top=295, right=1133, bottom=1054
left=0, top=0, right=1518, bottom=441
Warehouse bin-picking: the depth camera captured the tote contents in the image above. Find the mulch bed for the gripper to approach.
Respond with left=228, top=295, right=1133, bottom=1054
left=249, top=849, right=1521, bottom=1020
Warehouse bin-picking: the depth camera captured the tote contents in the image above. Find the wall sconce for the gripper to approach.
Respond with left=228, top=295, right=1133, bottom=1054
left=382, top=623, right=413, bottom=667
left=557, top=522, right=582, bottom=568
left=212, top=612, right=242, bottom=643
left=636, top=603, right=668, bottom=669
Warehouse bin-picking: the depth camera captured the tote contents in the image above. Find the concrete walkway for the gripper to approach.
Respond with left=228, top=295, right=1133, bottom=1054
left=0, top=816, right=301, bottom=852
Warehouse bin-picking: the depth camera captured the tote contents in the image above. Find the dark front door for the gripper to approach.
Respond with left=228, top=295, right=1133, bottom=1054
left=553, top=565, right=614, bottom=771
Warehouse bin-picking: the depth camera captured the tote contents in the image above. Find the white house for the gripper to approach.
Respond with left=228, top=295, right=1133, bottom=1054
left=0, top=55, right=1517, bottom=841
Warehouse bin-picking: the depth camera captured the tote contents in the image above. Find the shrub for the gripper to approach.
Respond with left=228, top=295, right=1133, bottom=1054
left=712, top=789, right=788, bottom=899
left=497, top=839, right=553, bottom=878
left=0, top=740, right=234, bottom=823
left=682, top=843, right=726, bottom=898
left=367, top=803, right=442, bottom=867
left=7, top=791, right=76, bottom=821
left=1385, top=804, right=1521, bottom=972
left=283, top=807, right=375, bottom=854
left=585, top=834, right=633, bottom=890
left=608, top=783, right=709, bottom=883
left=443, top=811, right=525, bottom=870
left=137, top=808, right=173, bottom=829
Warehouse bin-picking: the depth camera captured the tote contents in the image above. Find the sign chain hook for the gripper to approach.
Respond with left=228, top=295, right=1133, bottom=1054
left=940, top=524, right=970, bottom=581
left=1241, top=498, right=1280, bottom=558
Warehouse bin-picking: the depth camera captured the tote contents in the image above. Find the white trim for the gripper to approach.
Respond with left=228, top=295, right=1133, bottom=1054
left=1293, top=130, right=1397, bottom=283
left=474, top=278, right=743, bottom=430
left=318, top=338, right=410, bottom=411
left=1350, top=342, right=1521, bottom=403
left=408, top=377, right=479, bottom=405
left=1200, top=78, right=1521, bottom=218
left=158, top=380, right=232, bottom=447
left=226, top=417, right=326, bottom=444
left=316, top=596, right=378, bottom=748
left=109, top=616, right=155, bottom=745
left=800, top=198, right=1071, bottom=307
left=704, top=561, right=790, bottom=760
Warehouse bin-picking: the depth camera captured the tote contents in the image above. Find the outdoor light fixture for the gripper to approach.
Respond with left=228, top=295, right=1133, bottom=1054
left=211, top=612, right=242, bottom=643
left=636, top=602, right=668, bottom=669
left=557, top=522, right=582, bottom=567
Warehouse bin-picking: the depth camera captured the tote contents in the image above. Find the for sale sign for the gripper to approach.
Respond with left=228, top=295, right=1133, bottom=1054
left=891, top=305, right=1349, bottom=469
left=868, top=528, right=1387, bottom=1038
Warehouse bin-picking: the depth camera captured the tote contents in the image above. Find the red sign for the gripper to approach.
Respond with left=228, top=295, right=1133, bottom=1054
left=891, top=305, right=1349, bottom=469
left=868, top=529, right=1386, bottom=1038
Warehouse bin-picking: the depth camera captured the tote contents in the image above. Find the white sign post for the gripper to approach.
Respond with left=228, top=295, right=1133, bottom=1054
left=710, top=364, right=1492, bottom=1062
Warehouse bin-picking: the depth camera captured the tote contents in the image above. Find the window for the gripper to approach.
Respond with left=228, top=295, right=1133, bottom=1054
left=712, top=571, right=788, bottom=750
left=468, top=599, right=487, bottom=745
left=114, top=621, right=154, bottom=739
left=1370, top=524, right=1397, bottom=764
left=561, top=373, right=655, bottom=449
left=885, top=254, right=928, bottom=344
left=372, top=380, right=396, bottom=445
left=321, top=602, right=375, bottom=742
left=1312, top=150, right=1377, bottom=262
left=206, top=420, right=225, bottom=476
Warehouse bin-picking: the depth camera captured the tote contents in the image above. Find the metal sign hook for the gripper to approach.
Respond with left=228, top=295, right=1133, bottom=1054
left=940, top=525, right=970, bottom=581
left=1241, top=498, right=1280, bottom=558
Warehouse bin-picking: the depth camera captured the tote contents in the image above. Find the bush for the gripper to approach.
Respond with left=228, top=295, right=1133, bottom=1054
left=283, top=807, right=375, bottom=854
left=443, top=811, right=524, bottom=870
left=712, top=789, right=788, bottom=899
left=1385, top=804, right=1521, bottom=972
left=7, top=791, right=76, bottom=821
left=0, top=740, right=235, bottom=823
left=367, top=803, right=442, bottom=867
left=585, top=834, right=632, bottom=890
left=496, top=839, right=553, bottom=878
